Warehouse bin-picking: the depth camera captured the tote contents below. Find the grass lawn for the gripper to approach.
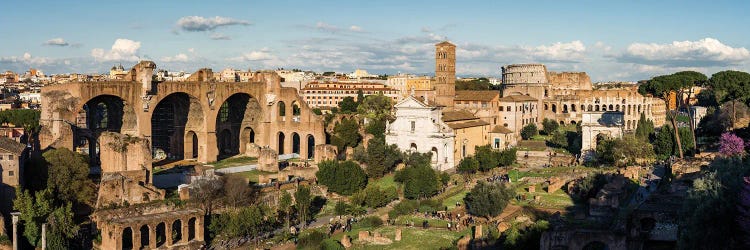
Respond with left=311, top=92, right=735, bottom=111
left=517, top=140, right=547, bottom=151
left=228, top=169, right=273, bottom=183
left=316, top=199, right=338, bottom=218
left=440, top=188, right=468, bottom=211
left=209, top=156, right=257, bottom=169
left=371, top=174, right=398, bottom=190
left=333, top=226, right=470, bottom=250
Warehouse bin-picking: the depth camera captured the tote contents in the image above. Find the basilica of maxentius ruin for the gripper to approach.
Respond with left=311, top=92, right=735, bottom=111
left=36, top=61, right=328, bottom=249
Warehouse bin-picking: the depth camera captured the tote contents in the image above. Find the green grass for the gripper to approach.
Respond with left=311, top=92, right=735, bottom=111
left=517, top=140, right=547, bottom=151
left=441, top=189, right=468, bottom=211
left=228, top=169, right=274, bottom=183
left=371, top=174, right=398, bottom=190
left=209, top=156, right=257, bottom=169
left=333, top=225, right=470, bottom=250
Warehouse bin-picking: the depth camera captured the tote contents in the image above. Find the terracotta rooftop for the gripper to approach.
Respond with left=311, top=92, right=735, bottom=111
left=499, top=95, right=537, bottom=102
left=454, top=90, right=500, bottom=102
left=0, top=136, right=25, bottom=155
left=446, top=120, right=490, bottom=130
left=441, top=110, right=478, bottom=122
left=491, top=125, right=513, bottom=134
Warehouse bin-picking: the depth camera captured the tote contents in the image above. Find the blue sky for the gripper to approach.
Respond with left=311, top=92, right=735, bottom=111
left=2, top=0, right=749, bottom=81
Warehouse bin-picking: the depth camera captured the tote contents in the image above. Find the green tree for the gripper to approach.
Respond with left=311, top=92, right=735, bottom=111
left=635, top=113, right=655, bottom=141
left=457, top=157, right=479, bottom=173
left=365, top=118, right=386, bottom=139
left=497, top=148, right=517, bottom=167
left=279, top=192, right=293, bottom=233
left=315, top=160, right=367, bottom=195
left=548, top=130, right=568, bottom=148
left=357, top=94, right=393, bottom=122
left=520, top=124, right=538, bottom=140
left=46, top=203, right=79, bottom=249
left=708, top=70, right=750, bottom=127
left=13, top=188, right=54, bottom=247
left=312, top=108, right=323, bottom=115
left=364, top=136, right=402, bottom=178
left=331, top=118, right=361, bottom=152
left=654, top=125, right=675, bottom=161
left=44, top=148, right=95, bottom=206
left=295, top=186, right=312, bottom=228
left=475, top=145, right=499, bottom=171
left=395, top=157, right=440, bottom=199
left=350, top=184, right=398, bottom=208
left=541, top=118, right=559, bottom=135
left=338, top=96, right=358, bottom=113
left=463, top=181, right=515, bottom=219
left=596, top=135, right=654, bottom=166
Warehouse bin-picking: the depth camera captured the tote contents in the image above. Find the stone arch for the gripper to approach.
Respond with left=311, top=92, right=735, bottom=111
left=155, top=222, right=166, bottom=247
left=139, top=225, right=149, bottom=247
left=582, top=241, right=609, bottom=250
left=292, top=132, right=301, bottom=155
left=595, top=105, right=600, bottom=111
left=278, top=132, right=285, bottom=154
left=571, top=121, right=577, bottom=125
left=572, top=104, right=577, bottom=112
left=559, top=120, right=565, bottom=125
left=122, top=227, right=134, bottom=250
left=188, top=217, right=197, bottom=241
left=563, top=104, right=568, bottom=113
left=278, top=101, right=286, bottom=117
left=292, top=101, right=301, bottom=116
left=80, top=94, right=137, bottom=134
left=588, top=105, right=593, bottom=111
left=410, top=143, right=417, bottom=152
left=172, top=219, right=183, bottom=244
left=552, top=104, right=557, bottom=113
left=544, top=104, right=549, bottom=110
left=184, top=131, right=198, bottom=159
left=307, top=135, right=315, bottom=159
left=638, top=104, right=642, bottom=113
left=215, top=93, right=262, bottom=160
left=628, top=105, right=632, bottom=115
left=151, top=92, right=204, bottom=161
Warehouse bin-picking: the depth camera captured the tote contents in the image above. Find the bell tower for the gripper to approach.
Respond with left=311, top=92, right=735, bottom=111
left=434, top=41, right=456, bottom=107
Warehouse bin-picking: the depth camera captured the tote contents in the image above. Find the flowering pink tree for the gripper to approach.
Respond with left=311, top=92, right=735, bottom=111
left=720, top=132, right=745, bottom=157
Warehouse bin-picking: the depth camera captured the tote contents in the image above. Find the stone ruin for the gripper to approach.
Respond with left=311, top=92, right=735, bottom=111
left=588, top=175, right=628, bottom=217
left=257, top=147, right=279, bottom=172
left=314, top=144, right=338, bottom=163
left=547, top=177, right=565, bottom=193
left=341, top=235, right=352, bottom=248
left=96, top=132, right=164, bottom=208
left=357, top=230, right=393, bottom=245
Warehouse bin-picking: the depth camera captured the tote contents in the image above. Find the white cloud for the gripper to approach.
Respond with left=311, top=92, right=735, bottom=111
left=210, top=33, right=231, bottom=40
left=618, top=38, right=750, bottom=67
left=315, top=22, right=339, bottom=32
left=349, top=25, right=363, bottom=32
left=176, top=16, right=251, bottom=32
left=91, top=39, right=141, bottom=62
left=188, top=48, right=195, bottom=53
left=161, top=53, right=189, bottom=62
left=232, top=48, right=276, bottom=61
left=44, top=38, right=69, bottom=46
left=1, top=52, right=54, bottom=65
left=527, top=40, right=586, bottom=62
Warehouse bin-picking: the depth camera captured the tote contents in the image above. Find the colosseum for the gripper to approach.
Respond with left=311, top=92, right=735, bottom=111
left=501, top=63, right=666, bottom=129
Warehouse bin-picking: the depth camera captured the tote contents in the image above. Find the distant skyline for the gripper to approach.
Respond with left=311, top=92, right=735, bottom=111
left=2, top=0, right=750, bottom=81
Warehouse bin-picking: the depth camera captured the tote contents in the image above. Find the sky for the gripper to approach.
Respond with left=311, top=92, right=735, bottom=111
left=1, top=0, right=750, bottom=81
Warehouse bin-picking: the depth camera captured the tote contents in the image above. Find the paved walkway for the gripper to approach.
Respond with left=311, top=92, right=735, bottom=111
left=214, top=153, right=302, bottom=174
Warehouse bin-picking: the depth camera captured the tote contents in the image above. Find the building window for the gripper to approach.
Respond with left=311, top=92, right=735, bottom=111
left=410, top=121, right=415, bottom=133
left=8, top=155, right=13, bottom=160
left=494, top=138, right=501, bottom=149
left=8, top=170, right=13, bottom=176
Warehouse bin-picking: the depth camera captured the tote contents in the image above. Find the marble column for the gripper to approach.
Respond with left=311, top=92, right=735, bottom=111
left=11, top=212, right=20, bottom=250
left=41, top=223, right=46, bottom=250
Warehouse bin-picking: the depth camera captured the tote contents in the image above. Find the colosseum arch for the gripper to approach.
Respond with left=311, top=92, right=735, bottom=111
left=307, top=134, right=315, bottom=159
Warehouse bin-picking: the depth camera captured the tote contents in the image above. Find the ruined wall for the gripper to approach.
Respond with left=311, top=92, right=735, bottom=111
left=548, top=72, right=592, bottom=90
left=502, top=64, right=548, bottom=84
left=99, top=132, right=152, bottom=174
left=96, top=173, right=165, bottom=208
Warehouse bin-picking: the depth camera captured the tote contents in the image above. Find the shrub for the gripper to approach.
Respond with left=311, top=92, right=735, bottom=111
left=356, top=216, right=383, bottom=228
left=334, top=201, right=349, bottom=216
left=520, top=124, right=538, bottom=140
left=296, top=230, right=328, bottom=250
left=350, top=184, right=398, bottom=208
left=389, top=200, right=419, bottom=218
left=542, top=118, right=559, bottom=135
left=321, top=238, right=345, bottom=250
left=315, top=160, right=367, bottom=195
left=464, top=181, right=515, bottom=219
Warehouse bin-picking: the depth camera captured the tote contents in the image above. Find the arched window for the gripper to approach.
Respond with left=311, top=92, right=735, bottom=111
left=551, top=104, right=557, bottom=113
left=278, top=101, right=286, bottom=117
left=292, top=102, right=301, bottom=116
left=96, top=103, right=108, bottom=129
left=219, top=102, right=229, bottom=122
